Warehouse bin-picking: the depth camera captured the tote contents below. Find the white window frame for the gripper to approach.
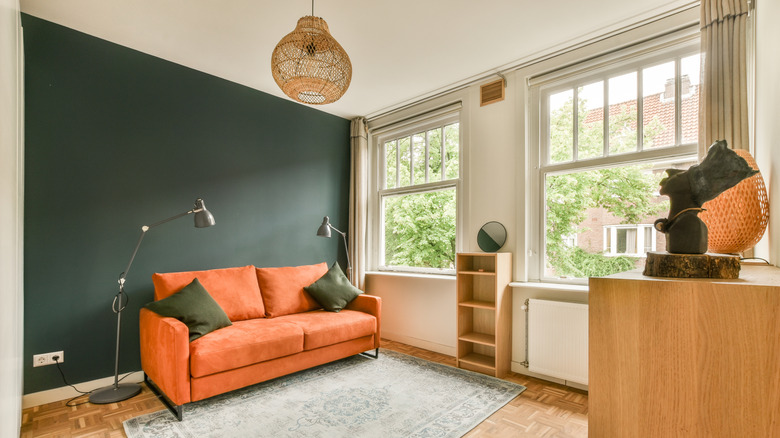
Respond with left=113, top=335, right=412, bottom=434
left=603, top=224, right=656, bottom=257
left=562, top=233, right=578, bottom=248
left=370, top=105, right=462, bottom=275
left=527, top=30, right=700, bottom=283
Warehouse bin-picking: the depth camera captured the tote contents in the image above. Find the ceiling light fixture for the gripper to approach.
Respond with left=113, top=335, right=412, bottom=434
left=271, top=0, right=352, bottom=105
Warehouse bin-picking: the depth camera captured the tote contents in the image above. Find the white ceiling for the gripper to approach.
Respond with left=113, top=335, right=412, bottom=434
left=20, top=0, right=695, bottom=119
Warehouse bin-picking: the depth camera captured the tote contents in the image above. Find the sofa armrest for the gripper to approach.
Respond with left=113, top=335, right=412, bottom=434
left=346, top=294, right=381, bottom=348
left=139, top=308, right=191, bottom=405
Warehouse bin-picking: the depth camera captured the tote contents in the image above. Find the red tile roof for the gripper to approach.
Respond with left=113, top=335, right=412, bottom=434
left=581, top=85, right=699, bottom=147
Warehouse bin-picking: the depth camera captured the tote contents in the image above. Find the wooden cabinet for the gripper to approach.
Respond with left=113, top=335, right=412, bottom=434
left=589, top=264, right=780, bottom=437
left=456, top=252, right=512, bottom=377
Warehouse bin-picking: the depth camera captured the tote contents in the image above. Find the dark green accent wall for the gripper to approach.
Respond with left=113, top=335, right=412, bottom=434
left=22, top=14, right=351, bottom=394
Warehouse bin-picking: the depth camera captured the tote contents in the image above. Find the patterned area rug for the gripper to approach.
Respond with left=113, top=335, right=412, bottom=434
left=124, top=349, right=525, bottom=438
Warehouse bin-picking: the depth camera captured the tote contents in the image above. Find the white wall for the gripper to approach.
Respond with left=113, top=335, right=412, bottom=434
left=366, top=273, right=456, bottom=355
left=364, top=4, right=780, bottom=386
left=464, top=81, right=517, bottom=258
left=755, top=0, right=780, bottom=265
left=0, top=0, right=24, bottom=435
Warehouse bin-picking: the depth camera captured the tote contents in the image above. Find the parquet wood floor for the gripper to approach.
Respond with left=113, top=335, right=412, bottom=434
left=20, top=339, right=588, bottom=437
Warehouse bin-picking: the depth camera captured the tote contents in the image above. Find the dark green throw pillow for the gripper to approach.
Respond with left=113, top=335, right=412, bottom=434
left=144, top=278, right=232, bottom=341
left=304, top=263, right=363, bottom=312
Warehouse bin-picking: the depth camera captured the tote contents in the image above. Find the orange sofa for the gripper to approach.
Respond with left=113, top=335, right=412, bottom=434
left=139, top=263, right=381, bottom=420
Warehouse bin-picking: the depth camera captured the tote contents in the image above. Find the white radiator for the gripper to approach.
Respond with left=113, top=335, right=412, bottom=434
left=526, top=299, right=589, bottom=385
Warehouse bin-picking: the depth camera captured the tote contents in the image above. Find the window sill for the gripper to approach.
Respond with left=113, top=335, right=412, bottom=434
left=509, top=281, right=589, bottom=293
left=366, top=271, right=456, bottom=281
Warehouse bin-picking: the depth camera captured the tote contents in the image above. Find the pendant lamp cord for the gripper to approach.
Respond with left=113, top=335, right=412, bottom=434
left=311, top=0, right=314, bottom=16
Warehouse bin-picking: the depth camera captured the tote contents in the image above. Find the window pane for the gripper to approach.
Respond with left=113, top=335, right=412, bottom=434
left=385, top=140, right=397, bottom=189
left=543, top=157, right=695, bottom=279
left=681, top=54, right=701, bottom=144
left=444, top=123, right=459, bottom=179
left=644, top=226, right=653, bottom=253
left=412, top=132, right=426, bottom=185
left=642, top=61, right=676, bottom=148
left=428, top=128, right=442, bottom=182
left=616, top=228, right=628, bottom=253
left=625, top=228, right=637, bottom=253
left=578, top=81, right=605, bottom=159
left=398, top=136, right=411, bottom=187
left=549, top=89, right=574, bottom=163
left=608, top=72, right=638, bottom=154
left=383, top=188, right=456, bottom=269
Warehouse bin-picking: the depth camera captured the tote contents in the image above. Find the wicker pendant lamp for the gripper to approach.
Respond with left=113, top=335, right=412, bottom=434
left=271, top=1, right=352, bottom=105
left=700, top=149, right=770, bottom=254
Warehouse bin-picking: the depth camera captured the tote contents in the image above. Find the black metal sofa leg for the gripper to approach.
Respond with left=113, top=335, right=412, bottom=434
left=144, top=373, right=184, bottom=421
left=361, top=348, right=380, bottom=359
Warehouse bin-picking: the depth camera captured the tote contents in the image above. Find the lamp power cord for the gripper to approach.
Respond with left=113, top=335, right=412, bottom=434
left=51, top=356, right=140, bottom=407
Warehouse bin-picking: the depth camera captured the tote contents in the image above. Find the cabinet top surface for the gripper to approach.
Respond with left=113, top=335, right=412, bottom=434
left=592, top=263, right=780, bottom=287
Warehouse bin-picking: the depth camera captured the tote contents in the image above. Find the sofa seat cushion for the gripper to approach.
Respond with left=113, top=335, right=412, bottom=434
left=190, top=318, right=304, bottom=378
left=153, top=265, right=265, bottom=322
left=275, top=310, right=377, bottom=351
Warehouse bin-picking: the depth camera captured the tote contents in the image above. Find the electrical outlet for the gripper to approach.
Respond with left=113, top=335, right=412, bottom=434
left=33, top=351, right=64, bottom=367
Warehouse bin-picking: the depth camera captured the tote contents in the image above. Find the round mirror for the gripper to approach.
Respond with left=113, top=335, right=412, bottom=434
left=477, top=221, right=507, bottom=252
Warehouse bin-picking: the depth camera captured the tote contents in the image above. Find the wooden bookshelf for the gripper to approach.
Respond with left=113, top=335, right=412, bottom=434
left=455, top=252, right=512, bottom=377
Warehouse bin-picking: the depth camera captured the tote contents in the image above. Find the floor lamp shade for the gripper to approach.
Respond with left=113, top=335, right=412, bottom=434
left=700, top=149, right=769, bottom=254
left=317, top=216, right=332, bottom=237
left=194, top=198, right=216, bottom=228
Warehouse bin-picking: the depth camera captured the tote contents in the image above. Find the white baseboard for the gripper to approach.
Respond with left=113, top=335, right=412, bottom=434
left=381, top=331, right=456, bottom=357
left=511, top=361, right=589, bottom=391
left=22, top=371, right=144, bottom=409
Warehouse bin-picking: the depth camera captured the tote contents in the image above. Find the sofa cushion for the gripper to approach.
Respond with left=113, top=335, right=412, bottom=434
left=275, top=310, right=377, bottom=350
left=256, top=263, right=328, bottom=317
left=144, top=278, right=232, bottom=341
left=152, top=265, right=265, bottom=321
left=189, top=318, right=304, bottom=378
left=304, top=263, right=363, bottom=312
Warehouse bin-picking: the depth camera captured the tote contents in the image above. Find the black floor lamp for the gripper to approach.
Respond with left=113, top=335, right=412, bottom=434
left=89, top=198, right=215, bottom=404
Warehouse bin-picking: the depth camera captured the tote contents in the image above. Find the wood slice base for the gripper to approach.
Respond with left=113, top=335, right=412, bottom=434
left=643, top=251, right=741, bottom=279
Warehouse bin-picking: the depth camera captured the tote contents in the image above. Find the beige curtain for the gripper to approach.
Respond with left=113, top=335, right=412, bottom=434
left=699, top=0, right=751, bottom=156
left=348, top=117, right=369, bottom=289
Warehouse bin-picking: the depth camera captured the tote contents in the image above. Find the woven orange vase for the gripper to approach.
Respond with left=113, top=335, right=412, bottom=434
left=700, top=149, right=769, bottom=254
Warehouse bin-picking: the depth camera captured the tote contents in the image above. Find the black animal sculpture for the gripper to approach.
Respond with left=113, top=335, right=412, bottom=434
left=654, top=140, right=758, bottom=254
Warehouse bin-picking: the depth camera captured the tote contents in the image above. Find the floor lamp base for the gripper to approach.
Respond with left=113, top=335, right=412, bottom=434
left=89, top=382, right=142, bottom=404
